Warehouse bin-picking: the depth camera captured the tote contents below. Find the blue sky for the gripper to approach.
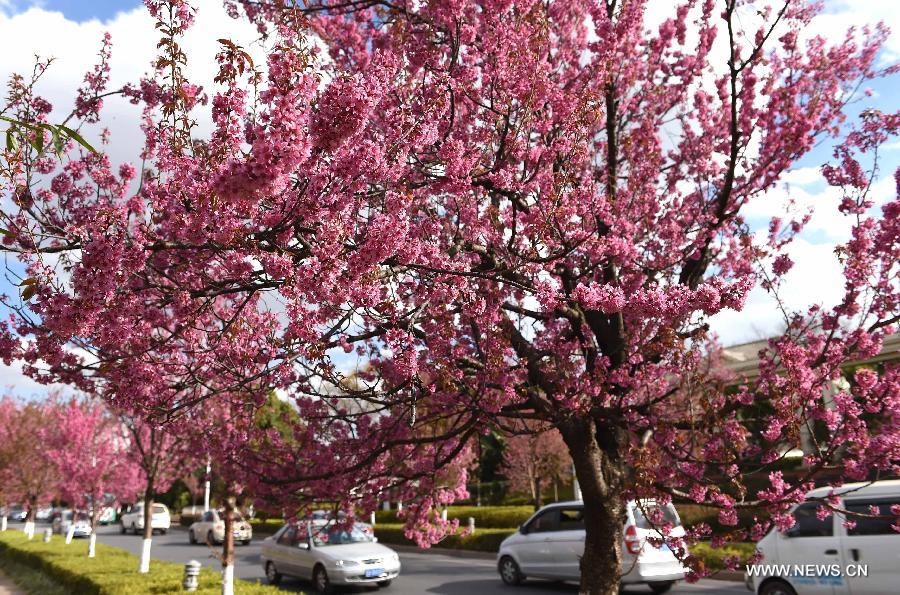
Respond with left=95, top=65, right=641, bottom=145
left=1, top=1, right=141, bottom=21
left=0, top=0, right=898, bottom=396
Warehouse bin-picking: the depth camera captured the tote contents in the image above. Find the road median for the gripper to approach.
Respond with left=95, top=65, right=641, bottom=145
left=0, top=531, right=278, bottom=594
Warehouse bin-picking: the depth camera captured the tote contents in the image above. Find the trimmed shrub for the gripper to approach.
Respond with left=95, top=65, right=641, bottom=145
left=689, top=541, right=756, bottom=572
left=373, top=523, right=514, bottom=552
left=0, top=531, right=279, bottom=594
left=374, top=505, right=534, bottom=528
left=248, top=518, right=283, bottom=536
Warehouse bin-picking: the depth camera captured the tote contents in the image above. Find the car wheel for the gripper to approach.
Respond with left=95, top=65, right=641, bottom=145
left=207, top=531, right=215, bottom=545
left=376, top=579, right=392, bottom=587
left=242, top=539, right=251, bottom=546
left=119, top=523, right=126, bottom=534
left=160, top=529, right=167, bottom=535
left=760, top=579, right=798, bottom=595
left=131, top=523, right=137, bottom=535
left=189, top=530, right=196, bottom=544
left=499, top=556, right=524, bottom=586
left=649, top=581, right=674, bottom=594
left=265, top=561, right=282, bottom=585
left=313, top=564, right=332, bottom=593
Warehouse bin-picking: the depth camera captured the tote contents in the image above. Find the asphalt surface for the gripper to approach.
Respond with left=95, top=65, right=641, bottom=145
left=34, top=524, right=749, bottom=594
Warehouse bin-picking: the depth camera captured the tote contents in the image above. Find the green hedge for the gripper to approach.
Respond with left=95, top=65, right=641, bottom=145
left=374, top=505, right=534, bottom=529
left=248, top=519, right=283, bottom=536
left=676, top=504, right=767, bottom=538
left=0, top=531, right=280, bottom=594
left=373, top=523, right=514, bottom=552
left=689, top=541, right=755, bottom=572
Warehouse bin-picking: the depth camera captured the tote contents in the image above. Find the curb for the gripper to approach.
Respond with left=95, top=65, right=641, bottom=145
left=389, top=544, right=496, bottom=561
left=387, top=545, right=747, bottom=584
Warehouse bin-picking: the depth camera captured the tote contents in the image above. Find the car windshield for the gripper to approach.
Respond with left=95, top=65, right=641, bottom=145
left=152, top=505, right=166, bottom=514
left=311, top=525, right=374, bottom=547
left=75, top=512, right=90, bottom=521
left=232, top=513, right=244, bottom=522
left=633, top=503, right=681, bottom=529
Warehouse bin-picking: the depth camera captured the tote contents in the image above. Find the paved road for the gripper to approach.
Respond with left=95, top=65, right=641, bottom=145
left=87, top=525, right=746, bottom=594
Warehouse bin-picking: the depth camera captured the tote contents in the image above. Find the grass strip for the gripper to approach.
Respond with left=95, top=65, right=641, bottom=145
left=0, top=531, right=281, bottom=594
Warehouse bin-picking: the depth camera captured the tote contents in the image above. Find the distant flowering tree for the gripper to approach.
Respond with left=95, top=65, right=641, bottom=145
left=120, top=413, right=195, bottom=573
left=502, top=424, right=572, bottom=509
left=0, top=397, right=60, bottom=539
left=0, top=1, right=898, bottom=593
left=44, top=397, right=142, bottom=556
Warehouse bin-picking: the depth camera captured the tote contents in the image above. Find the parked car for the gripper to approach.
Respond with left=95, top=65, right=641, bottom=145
left=747, top=479, right=900, bottom=595
left=97, top=506, right=117, bottom=525
left=5, top=506, right=27, bottom=522
left=54, top=511, right=92, bottom=538
left=119, top=503, right=171, bottom=535
left=261, top=521, right=401, bottom=592
left=35, top=507, right=53, bottom=521
left=189, top=509, right=253, bottom=545
left=497, top=500, right=686, bottom=593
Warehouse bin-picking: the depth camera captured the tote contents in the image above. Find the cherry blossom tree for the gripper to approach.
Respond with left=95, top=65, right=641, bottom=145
left=120, top=414, right=195, bottom=573
left=45, top=397, right=143, bottom=557
left=502, top=424, right=572, bottom=509
left=0, top=397, right=60, bottom=539
left=0, top=1, right=898, bottom=594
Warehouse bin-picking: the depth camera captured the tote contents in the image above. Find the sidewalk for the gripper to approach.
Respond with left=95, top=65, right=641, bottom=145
left=0, top=568, right=24, bottom=595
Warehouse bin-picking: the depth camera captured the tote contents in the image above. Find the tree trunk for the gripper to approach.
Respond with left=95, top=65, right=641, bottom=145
left=88, top=504, right=99, bottom=558
left=139, top=490, right=154, bottom=573
left=560, top=417, right=627, bottom=595
left=24, top=494, right=36, bottom=539
left=221, top=494, right=236, bottom=595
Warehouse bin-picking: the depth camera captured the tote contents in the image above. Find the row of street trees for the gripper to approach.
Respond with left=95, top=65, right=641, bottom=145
left=1, top=1, right=898, bottom=594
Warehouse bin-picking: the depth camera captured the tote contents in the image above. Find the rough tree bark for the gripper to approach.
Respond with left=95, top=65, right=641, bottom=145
left=561, top=417, right=627, bottom=595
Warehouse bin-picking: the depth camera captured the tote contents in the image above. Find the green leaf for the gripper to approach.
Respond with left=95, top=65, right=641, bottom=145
left=21, top=284, right=36, bottom=301
left=51, top=127, right=64, bottom=155
left=0, top=228, right=14, bottom=238
left=5, top=130, right=18, bottom=152
left=59, top=125, right=97, bottom=154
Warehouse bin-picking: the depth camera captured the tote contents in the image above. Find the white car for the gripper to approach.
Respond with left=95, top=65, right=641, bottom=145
left=261, top=521, right=401, bottom=593
left=497, top=500, right=687, bottom=593
left=55, top=511, right=92, bottom=538
left=119, top=503, right=171, bottom=535
left=189, top=509, right=253, bottom=545
left=747, top=479, right=900, bottom=595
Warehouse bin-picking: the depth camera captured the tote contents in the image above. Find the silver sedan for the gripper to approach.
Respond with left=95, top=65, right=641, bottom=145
left=261, top=521, right=401, bottom=593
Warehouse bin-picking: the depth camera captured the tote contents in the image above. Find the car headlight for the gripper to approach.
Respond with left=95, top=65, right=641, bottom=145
left=389, top=553, right=400, bottom=562
left=334, top=560, right=360, bottom=567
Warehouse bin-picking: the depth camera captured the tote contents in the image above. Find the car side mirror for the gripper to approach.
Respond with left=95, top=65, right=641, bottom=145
left=519, top=525, right=528, bottom=535
left=783, top=527, right=799, bottom=538
left=297, top=542, right=310, bottom=550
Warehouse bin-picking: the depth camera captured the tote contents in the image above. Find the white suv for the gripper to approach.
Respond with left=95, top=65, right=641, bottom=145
left=120, top=503, right=171, bottom=535
left=497, top=500, right=687, bottom=593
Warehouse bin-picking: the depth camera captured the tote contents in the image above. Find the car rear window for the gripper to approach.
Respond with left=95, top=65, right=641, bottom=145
left=633, top=503, right=681, bottom=529
left=152, top=505, right=167, bottom=514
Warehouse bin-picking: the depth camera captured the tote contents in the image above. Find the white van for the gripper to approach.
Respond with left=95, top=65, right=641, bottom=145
left=497, top=500, right=687, bottom=593
left=748, top=479, right=900, bottom=595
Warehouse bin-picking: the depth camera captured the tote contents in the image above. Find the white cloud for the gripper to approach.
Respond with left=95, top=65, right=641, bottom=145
left=0, top=0, right=265, bottom=169
left=710, top=237, right=847, bottom=346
